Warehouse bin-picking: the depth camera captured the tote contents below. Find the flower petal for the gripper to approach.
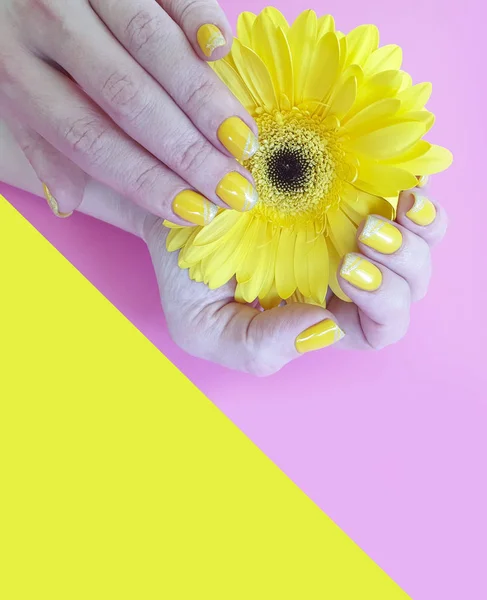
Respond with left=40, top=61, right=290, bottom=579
left=193, top=210, right=241, bottom=246
left=317, top=14, right=335, bottom=38
left=342, top=98, right=400, bottom=132
left=327, top=208, right=359, bottom=256
left=395, top=144, right=453, bottom=175
left=294, top=227, right=311, bottom=298
left=166, top=226, right=194, bottom=252
left=303, top=32, right=339, bottom=103
left=397, top=82, right=432, bottom=111
left=308, top=234, right=329, bottom=304
left=326, top=239, right=351, bottom=302
left=345, top=121, right=426, bottom=160
left=232, top=39, right=278, bottom=110
left=237, top=12, right=256, bottom=47
left=356, top=161, right=419, bottom=196
left=253, top=16, right=294, bottom=104
left=344, top=25, right=380, bottom=69
left=326, top=74, right=358, bottom=120
left=364, top=44, right=403, bottom=76
left=275, top=228, right=297, bottom=299
left=260, top=7, right=289, bottom=32
left=211, top=60, right=257, bottom=112
left=288, top=9, right=318, bottom=104
left=259, top=281, right=282, bottom=310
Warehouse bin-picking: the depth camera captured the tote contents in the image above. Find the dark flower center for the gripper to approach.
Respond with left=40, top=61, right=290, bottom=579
left=266, top=147, right=312, bottom=194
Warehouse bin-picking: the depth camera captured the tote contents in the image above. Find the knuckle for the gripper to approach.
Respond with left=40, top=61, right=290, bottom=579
left=170, top=133, right=213, bottom=174
left=18, top=0, right=66, bottom=27
left=62, top=115, right=109, bottom=165
left=100, top=71, right=151, bottom=123
left=165, top=0, right=202, bottom=23
left=181, top=72, right=217, bottom=114
left=130, top=162, right=166, bottom=201
left=124, top=9, right=161, bottom=54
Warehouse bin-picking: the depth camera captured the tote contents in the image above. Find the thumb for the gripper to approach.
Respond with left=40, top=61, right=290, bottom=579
left=217, top=301, right=345, bottom=376
left=3, top=116, right=87, bottom=217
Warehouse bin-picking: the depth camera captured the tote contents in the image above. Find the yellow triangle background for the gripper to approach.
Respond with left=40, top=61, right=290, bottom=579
left=0, top=195, right=409, bottom=599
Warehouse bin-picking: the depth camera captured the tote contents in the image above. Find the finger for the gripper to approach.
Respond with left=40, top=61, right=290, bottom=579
left=3, top=115, right=86, bottom=216
left=89, top=0, right=257, bottom=162
left=160, top=0, right=233, bottom=61
left=337, top=253, right=411, bottom=349
left=356, top=214, right=432, bottom=301
left=44, top=3, right=258, bottom=210
left=1, top=54, right=219, bottom=225
left=396, top=189, right=448, bottom=248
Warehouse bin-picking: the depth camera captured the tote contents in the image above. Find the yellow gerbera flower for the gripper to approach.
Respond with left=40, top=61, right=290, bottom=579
left=165, top=8, right=452, bottom=309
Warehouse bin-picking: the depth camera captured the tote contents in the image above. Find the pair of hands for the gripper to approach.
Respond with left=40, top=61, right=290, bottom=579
left=145, top=185, right=447, bottom=376
left=0, top=0, right=257, bottom=221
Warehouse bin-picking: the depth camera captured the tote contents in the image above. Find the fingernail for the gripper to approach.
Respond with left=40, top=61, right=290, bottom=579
left=340, top=253, right=382, bottom=291
left=359, top=215, right=403, bottom=255
left=417, top=175, right=429, bottom=188
left=295, top=319, right=345, bottom=354
left=218, top=117, right=259, bottom=162
left=216, top=172, right=258, bottom=212
left=197, top=24, right=226, bottom=58
left=172, top=190, right=218, bottom=226
left=42, top=183, right=72, bottom=218
left=406, top=192, right=437, bottom=226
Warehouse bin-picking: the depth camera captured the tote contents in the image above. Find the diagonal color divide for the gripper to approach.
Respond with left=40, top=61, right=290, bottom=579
left=0, top=196, right=410, bottom=599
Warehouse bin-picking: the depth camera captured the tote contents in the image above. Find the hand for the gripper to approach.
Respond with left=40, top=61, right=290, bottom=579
left=145, top=185, right=447, bottom=376
left=0, top=0, right=258, bottom=222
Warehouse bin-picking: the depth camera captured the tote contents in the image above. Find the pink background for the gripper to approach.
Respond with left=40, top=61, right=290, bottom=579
left=1, top=0, right=485, bottom=597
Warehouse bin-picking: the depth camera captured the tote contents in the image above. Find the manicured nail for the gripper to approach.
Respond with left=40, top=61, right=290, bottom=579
left=406, top=192, right=436, bottom=226
left=295, top=319, right=345, bottom=354
left=42, top=183, right=72, bottom=218
left=216, top=172, right=258, bottom=212
left=197, top=24, right=226, bottom=58
left=340, top=253, right=382, bottom=291
left=417, top=175, right=429, bottom=188
left=172, top=190, right=218, bottom=226
left=218, top=117, right=259, bottom=162
left=359, top=215, right=403, bottom=255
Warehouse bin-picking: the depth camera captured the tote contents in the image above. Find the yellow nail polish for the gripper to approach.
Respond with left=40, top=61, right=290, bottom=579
left=406, top=192, right=437, bottom=226
left=197, top=24, right=226, bottom=58
left=295, top=319, right=345, bottom=354
left=216, top=172, right=258, bottom=212
left=218, top=117, right=259, bottom=162
left=42, top=183, right=72, bottom=218
left=172, top=190, right=218, bottom=226
left=359, top=215, right=403, bottom=255
left=417, top=175, right=429, bottom=188
left=340, top=253, right=382, bottom=291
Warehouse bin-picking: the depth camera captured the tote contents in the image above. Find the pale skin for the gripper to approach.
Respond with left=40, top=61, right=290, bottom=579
left=0, top=0, right=448, bottom=375
left=0, top=122, right=448, bottom=376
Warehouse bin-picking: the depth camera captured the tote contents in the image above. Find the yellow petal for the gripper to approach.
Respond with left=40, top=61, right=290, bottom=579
left=397, top=82, right=432, bottom=111
left=342, top=98, right=400, bottom=133
left=341, top=188, right=394, bottom=224
left=245, top=225, right=274, bottom=301
left=163, top=220, right=184, bottom=229
left=364, top=44, right=402, bottom=76
left=288, top=10, right=318, bottom=105
left=211, top=60, right=257, bottom=112
left=178, top=228, right=199, bottom=268
left=237, top=12, right=256, bottom=47
left=326, top=239, right=351, bottom=302
left=345, top=121, right=426, bottom=160
left=166, top=226, right=194, bottom=252
left=260, top=7, right=289, bottom=32
left=326, top=208, right=358, bottom=257
left=237, top=218, right=267, bottom=287
left=258, top=228, right=280, bottom=299
left=404, top=110, right=435, bottom=133
left=253, top=15, right=294, bottom=104
left=189, top=263, right=203, bottom=283
left=206, top=217, right=251, bottom=289
left=294, top=227, right=311, bottom=298
left=193, top=210, right=241, bottom=246
left=384, top=139, right=431, bottom=164
left=232, top=39, right=278, bottom=110
left=356, top=161, right=419, bottom=196
left=308, top=234, right=329, bottom=305
left=395, top=144, right=453, bottom=175
left=317, top=14, right=335, bottom=37
left=275, top=228, right=297, bottom=299
left=236, top=218, right=261, bottom=283
left=259, top=281, right=282, bottom=310
left=326, top=74, right=357, bottom=120
left=351, top=69, right=404, bottom=115
left=303, top=32, right=339, bottom=103
left=344, top=25, right=379, bottom=69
